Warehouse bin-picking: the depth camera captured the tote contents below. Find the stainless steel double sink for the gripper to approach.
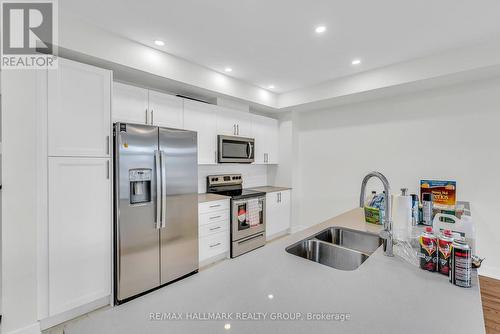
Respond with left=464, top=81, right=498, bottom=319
left=286, top=227, right=383, bottom=271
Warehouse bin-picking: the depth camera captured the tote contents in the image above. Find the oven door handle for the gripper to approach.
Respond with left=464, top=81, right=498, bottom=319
left=238, top=233, right=264, bottom=245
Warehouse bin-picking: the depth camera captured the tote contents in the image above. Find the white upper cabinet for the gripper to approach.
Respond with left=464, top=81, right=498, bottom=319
left=252, top=114, right=279, bottom=164
left=48, top=157, right=111, bottom=316
left=183, top=99, right=218, bottom=164
left=216, top=107, right=253, bottom=137
left=112, top=82, right=149, bottom=125
left=112, top=83, right=184, bottom=128
left=148, top=90, right=184, bottom=129
left=48, top=58, right=111, bottom=157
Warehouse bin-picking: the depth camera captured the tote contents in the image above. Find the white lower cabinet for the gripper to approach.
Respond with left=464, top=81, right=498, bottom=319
left=198, top=200, right=230, bottom=265
left=48, top=157, right=112, bottom=316
left=265, top=190, right=291, bottom=240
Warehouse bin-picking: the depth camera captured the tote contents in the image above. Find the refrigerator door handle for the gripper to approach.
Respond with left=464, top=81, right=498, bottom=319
left=155, top=150, right=162, bottom=229
left=161, top=150, right=167, bottom=228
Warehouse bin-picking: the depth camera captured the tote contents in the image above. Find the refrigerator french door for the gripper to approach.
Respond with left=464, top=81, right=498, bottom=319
left=114, top=123, right=198, bottom=304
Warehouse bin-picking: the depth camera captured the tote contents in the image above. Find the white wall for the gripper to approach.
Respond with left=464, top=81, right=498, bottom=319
left=289, top=76, right=500, bottom=279
left=198, top=165, right=268, bottom=193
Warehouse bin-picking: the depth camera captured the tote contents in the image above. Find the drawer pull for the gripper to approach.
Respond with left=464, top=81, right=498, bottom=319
left=209, top=226, right=221, bottom=231
left=209, top=204, right=221, bottom=208
left=209, top=215, right=221, bottom=220
left=209, top=242, right=221, bottom=248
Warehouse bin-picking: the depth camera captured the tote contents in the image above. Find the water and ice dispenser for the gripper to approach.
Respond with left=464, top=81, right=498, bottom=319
left=129, top=169, right=152, bottom=204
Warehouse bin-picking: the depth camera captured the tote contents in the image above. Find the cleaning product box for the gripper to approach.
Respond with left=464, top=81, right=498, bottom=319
left=420, top=180, right=456, bottom=209
left=364, top=206, right=383, bottom=225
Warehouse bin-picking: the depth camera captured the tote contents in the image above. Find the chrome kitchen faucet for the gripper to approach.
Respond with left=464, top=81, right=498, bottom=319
left=359, top=172, right=394, bottom=256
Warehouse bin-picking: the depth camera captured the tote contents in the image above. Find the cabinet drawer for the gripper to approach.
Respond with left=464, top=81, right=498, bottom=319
left=199, top=220, right=229, bottom=237
left=199, top=231, right=229, bottom=261
left=199, top=199, right=229, bottom=214
left=199, top=210, right=229, bottom=227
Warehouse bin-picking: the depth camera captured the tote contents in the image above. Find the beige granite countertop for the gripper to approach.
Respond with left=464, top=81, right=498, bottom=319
left=247, top=186, right=292, bottom=193
left=197, top=193, right=230, bottom=203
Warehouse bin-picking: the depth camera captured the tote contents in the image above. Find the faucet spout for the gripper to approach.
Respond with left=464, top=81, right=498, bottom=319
left=359, top=171, right=394, bottom=257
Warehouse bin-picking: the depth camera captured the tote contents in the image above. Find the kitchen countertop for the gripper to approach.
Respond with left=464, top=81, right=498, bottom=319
left=247, top=186, right=292, bottom=193
left=67, top=208, right=484, bottom=334
left=198, top=193, right=230, bottom=203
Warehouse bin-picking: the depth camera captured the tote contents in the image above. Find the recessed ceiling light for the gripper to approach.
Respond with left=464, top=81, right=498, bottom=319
left=315, top=26, right=327, bottom=34
left=154, top=40, right=165, bottom=46
left=268, top=85, right=275, bottom=89
left=351, top=59, right=361, bottom=65
left=224, top=323, right=231, bottom=330
left=267, top=294, right=274, bottom=299
left=224, top=67, right=233, bottom=73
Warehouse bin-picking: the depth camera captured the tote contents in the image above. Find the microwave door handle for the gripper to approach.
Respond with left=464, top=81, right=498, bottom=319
left=247, top=142, right=253, bottom=159
left=161, top=151, right=167, bottom=228
left=155, top=150, right=162, bottom=229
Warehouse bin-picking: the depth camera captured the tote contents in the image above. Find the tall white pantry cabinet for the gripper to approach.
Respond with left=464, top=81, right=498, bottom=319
left=39, top=58, right=113, bottom=325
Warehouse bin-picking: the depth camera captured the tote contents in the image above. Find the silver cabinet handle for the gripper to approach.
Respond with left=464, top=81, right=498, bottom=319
left=277, top=193, right=279, bottom=203
left=155, top=150, right=162, bottom=229
left=151, top=109, right=154, bottom=125
left=237, top=124, right=239, bottom=135
left=161, top=150, right=167, bottom=228
left=209, top=204, right=221, bottom=208
left=106, top=160, right=110, bottom=179
left=279, top=192, right=282, bottom=203
left=209, top=226, right=221, bottom=231
left=145, top=109, right=149, bottom=124
left=209, top=242, right=221, bottom=248
left=209, top=215, right=221, bottom=220
left=106, top=136, right=110, bottom=155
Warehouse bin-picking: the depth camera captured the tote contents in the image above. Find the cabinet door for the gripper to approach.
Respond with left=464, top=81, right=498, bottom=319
left=149, top=90, right=184, bottom=129
left=48, top=157, right=111, bottom=316
left=266, top=191, right=291, bottom=239
left=252, top=115, right=279, bottom=164
left=48, top=58, right=111, bottom=157
left=235, top=112, right=253, bottom=137
left=216, top=107, right=238, bottom=136
left=265, top=192, right=280, bottom=239
left=183, top=100, right=218, bottom=164
left=112, top=82, right=149, bottom=125
left=277, top=190, right=291, bottom=232
left=216, top=107, right=253, bottom=137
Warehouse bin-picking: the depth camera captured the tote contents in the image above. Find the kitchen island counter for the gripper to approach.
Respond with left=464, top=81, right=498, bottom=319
left=67, top=208, right=484, bottom=334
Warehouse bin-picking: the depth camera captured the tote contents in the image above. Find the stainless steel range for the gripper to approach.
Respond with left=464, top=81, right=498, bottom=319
left=206, top=174, right=266, bottom=257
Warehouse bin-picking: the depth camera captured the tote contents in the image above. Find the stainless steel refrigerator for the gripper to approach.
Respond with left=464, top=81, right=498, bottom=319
left=113, top=123, right=198, bottom=304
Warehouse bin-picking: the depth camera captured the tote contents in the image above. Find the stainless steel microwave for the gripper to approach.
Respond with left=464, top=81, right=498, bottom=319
left=218, top=135, right=255, bottom=163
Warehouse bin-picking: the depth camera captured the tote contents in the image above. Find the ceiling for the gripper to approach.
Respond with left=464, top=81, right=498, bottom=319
left=61, top=0, right=500, bottom=94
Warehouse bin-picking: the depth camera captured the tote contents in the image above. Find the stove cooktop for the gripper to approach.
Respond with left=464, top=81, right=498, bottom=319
left=209, top=188, right=266, bottom=200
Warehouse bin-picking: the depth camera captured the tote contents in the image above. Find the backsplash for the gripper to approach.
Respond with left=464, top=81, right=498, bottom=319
left=198, top=164, right=268, bottom=193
